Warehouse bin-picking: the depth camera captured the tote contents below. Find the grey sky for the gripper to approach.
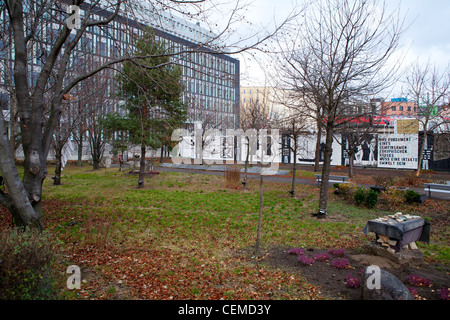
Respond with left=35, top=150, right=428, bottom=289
left=235, top=0, right=450, bottom=94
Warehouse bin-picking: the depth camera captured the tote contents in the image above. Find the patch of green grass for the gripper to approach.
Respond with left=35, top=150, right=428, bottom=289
left=37, top=165, right=449, bottom=286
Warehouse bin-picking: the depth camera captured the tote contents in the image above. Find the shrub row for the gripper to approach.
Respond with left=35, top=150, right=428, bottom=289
left=334, top=183, right=378, bottom=208
left=0, top=228, right=61, bottom=299
left=334, top=183, right=424, bottom=208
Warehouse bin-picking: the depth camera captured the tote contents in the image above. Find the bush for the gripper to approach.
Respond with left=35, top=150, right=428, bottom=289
left=0, top=227, right=60, bottom=299
left=365, top=189, right=378, bottom=208
left=352, top=187, right=378, bottom=208
left=336, top=183, right=358, bottom=200
left=381, top=187, right=407, bottom=206
left=354, top=188, right=366, bottom=206
left=381, top=188, right=424, bottom=207
left=405, top=189, right=422, bottom=204
left=373, top=175, right=394, bottom=189
left=397, top=172, right=422, bottom=187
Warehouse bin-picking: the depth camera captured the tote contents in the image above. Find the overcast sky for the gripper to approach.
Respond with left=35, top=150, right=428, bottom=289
left=233, top=0, right=450, bottom=97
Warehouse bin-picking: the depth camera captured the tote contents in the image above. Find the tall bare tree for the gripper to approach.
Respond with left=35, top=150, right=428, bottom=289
left=278, top=114, right=309, bottom=197
left=334, top=100, right=380, bottom=178
left=239, top=90, right=272, bottom=190
left=402, top=60, right=450, bottom=177
left=274, top=0, right=404, bottom=217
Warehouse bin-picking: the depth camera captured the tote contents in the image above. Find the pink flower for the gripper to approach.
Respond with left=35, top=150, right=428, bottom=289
left=331, top=258, right=349, bottom=269
left=407, top=274, right=432, bottom=287
left=313, top=253, right=330, bottom=261
left=298, top=255, right=315, bottom=265
left=328, top=248, right=346, bottom=257
left=345, top=274, right=361, bottom=288
left=438, top=287, right=449, bottom=300
left=288, top=248, right=304, bottom=256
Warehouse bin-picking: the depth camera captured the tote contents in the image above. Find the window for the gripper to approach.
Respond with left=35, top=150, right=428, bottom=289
left=392, top=106, right=396, bottom=111
left=399, top=106, right=403, bottom=112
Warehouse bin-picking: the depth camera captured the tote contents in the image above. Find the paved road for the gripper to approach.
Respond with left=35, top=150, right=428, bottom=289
left=155, top=164, right=450, bottom=202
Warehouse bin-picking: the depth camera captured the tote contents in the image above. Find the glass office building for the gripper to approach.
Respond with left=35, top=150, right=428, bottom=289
left=0, top=1, right=240, bottom=137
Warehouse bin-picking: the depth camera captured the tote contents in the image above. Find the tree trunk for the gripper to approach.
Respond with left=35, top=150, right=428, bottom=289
left=291, top=148, right=297, bottom=198
left=91, top=136, right=103, bottom=171
left=416, top=129, right=428, bottom=177
left=54, top=146, right=62, bottom=185
left=317, top=123, right=334, bottom=218
left=243, top=137, right=250, bottom=190
left=314, top=125, right=322, bottom=172
left=348, top=150, right=354, bottom=179
left=92, top=149, right=101, bottom=170
left=3, top=0, right=43, bottom=229
left=8, top=96, right=18, bottom=158
left=0, top=116, right=42, bottom=229
left=77, top=130, right=83, bottom=166
left=138, top=143, right=146, bottom=188
left=255, top=173, right=264, bottom=257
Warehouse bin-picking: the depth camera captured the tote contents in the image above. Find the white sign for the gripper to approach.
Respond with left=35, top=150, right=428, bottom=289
left=378, top=134, right=418, bottom=169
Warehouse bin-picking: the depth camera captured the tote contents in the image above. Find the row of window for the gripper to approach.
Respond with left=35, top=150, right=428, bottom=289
left=188, top=110, right=236, bottom=127
left=186, top=94, right=235, bottom=113
left=390, top=106, right=417, bottom=112
left=186, top=78, right=235, bottom=100
left=0, top=2, right=240, bottom=128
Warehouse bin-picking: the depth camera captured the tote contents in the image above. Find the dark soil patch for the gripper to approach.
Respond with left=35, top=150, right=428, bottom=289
left=262, top=245, right=450, bottom=300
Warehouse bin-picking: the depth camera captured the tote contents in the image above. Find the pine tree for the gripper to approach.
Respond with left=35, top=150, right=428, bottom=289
left=106, top=28, right=187, bottom=188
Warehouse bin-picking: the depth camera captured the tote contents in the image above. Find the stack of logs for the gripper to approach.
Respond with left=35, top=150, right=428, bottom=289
left=376, top=235, right=418, bottom=254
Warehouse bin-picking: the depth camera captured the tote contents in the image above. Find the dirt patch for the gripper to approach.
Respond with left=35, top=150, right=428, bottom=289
left=261, top=245, right=450, bottom=300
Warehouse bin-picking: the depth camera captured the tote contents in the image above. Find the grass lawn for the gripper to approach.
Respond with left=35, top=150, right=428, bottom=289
left=1, top=164, right=449, bottom=300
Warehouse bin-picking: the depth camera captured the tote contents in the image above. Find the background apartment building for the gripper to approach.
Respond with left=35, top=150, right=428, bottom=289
left=381, top=98, right=417, bottom=118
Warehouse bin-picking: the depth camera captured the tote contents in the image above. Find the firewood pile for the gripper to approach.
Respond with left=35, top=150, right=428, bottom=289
left=372, top=212, right=423, bottom=253
left=373, top=212, right=422, bottom=224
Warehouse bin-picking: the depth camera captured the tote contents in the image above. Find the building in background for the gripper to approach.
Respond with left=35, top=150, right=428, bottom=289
left=239, top=86, right=316, bottom=126
left=240, top=87, right=279, bottom=124
left=380, top=98, right=417, bottom=118
left=0, top=0, right=240, bottom=162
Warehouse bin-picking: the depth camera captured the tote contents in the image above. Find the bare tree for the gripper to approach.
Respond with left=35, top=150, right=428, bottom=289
left=0, top=0, right=299, bottom=228
left=274, top=0, right=405, bottom=217
left=402, top=60, right=450, bottom=177
left=239, top=90, right=272, bottom=190
left=278, top=114, right=309, bottom=197
left=334, top=100, right=380, bottom=178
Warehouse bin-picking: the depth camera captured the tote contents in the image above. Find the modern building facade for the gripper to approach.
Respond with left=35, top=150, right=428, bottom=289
left=0, top=0, right=240, bottom=157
